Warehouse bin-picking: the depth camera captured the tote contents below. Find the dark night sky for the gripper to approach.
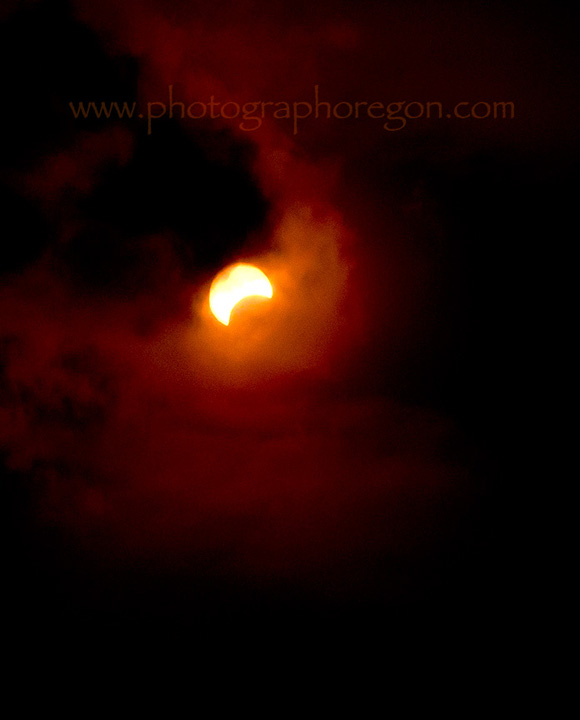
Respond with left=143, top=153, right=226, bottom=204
left=0, top=0, right=575, bottom=653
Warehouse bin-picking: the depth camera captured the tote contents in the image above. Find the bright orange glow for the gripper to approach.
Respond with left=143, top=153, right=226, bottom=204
left=209, top=263, right=273, bottom=325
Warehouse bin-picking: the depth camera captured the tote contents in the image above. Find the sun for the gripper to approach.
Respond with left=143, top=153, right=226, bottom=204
left=209, top=263, right=273, bottom=325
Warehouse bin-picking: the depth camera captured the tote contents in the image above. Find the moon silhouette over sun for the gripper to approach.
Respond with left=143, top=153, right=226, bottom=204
left=209, top=263, right=273, bottom=325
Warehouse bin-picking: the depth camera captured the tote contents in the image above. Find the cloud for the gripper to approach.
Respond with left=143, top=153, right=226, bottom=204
left=0, top=0, right=511, bottom=610
left=0, top=246, right=477, bottom=606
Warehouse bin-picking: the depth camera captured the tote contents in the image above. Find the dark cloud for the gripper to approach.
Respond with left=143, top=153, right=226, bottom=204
left=0, top=182, right=56, bottom=276
left=66, top=120, right=269, bottom=289
left=0, top=0, right=138, bottom=171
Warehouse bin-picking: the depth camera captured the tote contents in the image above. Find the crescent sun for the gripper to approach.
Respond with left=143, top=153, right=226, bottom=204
left=209, top=263, right=273, bottom=326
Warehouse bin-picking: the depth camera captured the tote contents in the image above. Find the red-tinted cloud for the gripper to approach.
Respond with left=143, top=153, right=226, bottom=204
left=4, top=0, right=559, bottom=607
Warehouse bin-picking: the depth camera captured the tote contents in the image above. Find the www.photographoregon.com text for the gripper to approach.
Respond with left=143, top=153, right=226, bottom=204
left=69, top=84, right=515, bottom=135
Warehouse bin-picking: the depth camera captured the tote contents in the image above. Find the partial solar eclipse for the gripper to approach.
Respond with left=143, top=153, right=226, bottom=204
left=209, top=263, right=273, bottom=325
